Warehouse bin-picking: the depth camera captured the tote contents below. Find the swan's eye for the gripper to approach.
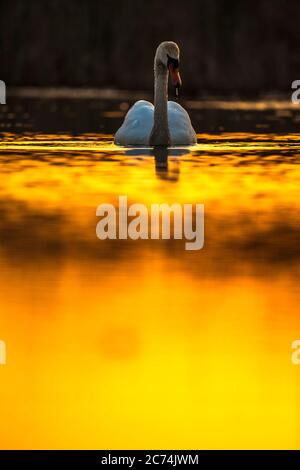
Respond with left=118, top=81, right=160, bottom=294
left=167, top=54, right=179, bottom=69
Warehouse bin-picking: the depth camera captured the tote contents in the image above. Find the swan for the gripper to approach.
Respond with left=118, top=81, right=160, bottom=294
left=114, top=41, right=197, bottom=146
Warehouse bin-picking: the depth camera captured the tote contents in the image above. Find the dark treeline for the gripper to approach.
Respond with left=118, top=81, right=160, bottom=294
left=1, top=0, right=299, bottom=94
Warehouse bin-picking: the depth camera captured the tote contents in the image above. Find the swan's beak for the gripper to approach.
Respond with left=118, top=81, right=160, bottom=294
left=168, top=64, right=182, bottom=88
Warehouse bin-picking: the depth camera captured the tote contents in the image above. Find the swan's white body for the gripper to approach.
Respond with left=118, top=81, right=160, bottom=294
left=114, top=41, right=197, bottom=147
left=115, top=100, right=196, bottom=146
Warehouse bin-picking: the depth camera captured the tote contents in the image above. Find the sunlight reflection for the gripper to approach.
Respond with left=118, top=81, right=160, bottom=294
left=0, top=132, right=300, bottom=449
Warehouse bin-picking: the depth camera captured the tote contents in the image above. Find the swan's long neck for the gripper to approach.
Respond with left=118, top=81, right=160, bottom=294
left=150, top=62, right=170, bottom=146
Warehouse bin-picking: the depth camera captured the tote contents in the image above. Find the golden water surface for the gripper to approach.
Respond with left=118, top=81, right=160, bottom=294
left=0, top=132, right=300, bottom=449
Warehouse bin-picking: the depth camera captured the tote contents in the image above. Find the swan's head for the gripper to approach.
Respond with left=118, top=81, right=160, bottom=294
left=155, top=41, right=182, bottom=89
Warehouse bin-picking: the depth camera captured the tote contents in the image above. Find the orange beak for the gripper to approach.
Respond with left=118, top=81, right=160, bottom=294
left=168, top=64, right=182, bottom=87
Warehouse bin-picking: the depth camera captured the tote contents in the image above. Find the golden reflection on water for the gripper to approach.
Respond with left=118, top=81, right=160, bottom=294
left=0, top=132, right=300, bottom=449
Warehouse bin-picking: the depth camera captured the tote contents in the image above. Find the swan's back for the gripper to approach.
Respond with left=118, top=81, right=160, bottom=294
left=114, top=99, right=197, bottom=146
left=168, top=101, right=197, bottom=146
left=114, top=100, right=154, bottom=146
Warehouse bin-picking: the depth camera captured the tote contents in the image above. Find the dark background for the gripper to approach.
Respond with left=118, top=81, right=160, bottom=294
left=1, top=0, right=299, bottom=95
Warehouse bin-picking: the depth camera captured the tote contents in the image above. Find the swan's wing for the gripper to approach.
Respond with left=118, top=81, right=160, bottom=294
left=114, top=100, right=154, bottom=146
left=168, top=101, right=197, bottom=146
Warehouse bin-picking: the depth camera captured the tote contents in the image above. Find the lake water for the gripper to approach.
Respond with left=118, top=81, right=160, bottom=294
left=0, top=95, right=300, bottom=449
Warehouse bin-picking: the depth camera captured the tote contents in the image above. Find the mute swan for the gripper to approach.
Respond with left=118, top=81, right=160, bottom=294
left=115, top=41, right=197, bottom=146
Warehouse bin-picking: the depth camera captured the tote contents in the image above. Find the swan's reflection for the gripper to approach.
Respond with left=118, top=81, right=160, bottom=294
left=154, top=146, right=168, bottom=169
left=124, top=147, right=187, bottom=181
left=154, top=146, right=175, bottom=181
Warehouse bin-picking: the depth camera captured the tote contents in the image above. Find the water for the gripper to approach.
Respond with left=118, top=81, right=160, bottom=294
left=0, top=96, right=300, bottom=449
